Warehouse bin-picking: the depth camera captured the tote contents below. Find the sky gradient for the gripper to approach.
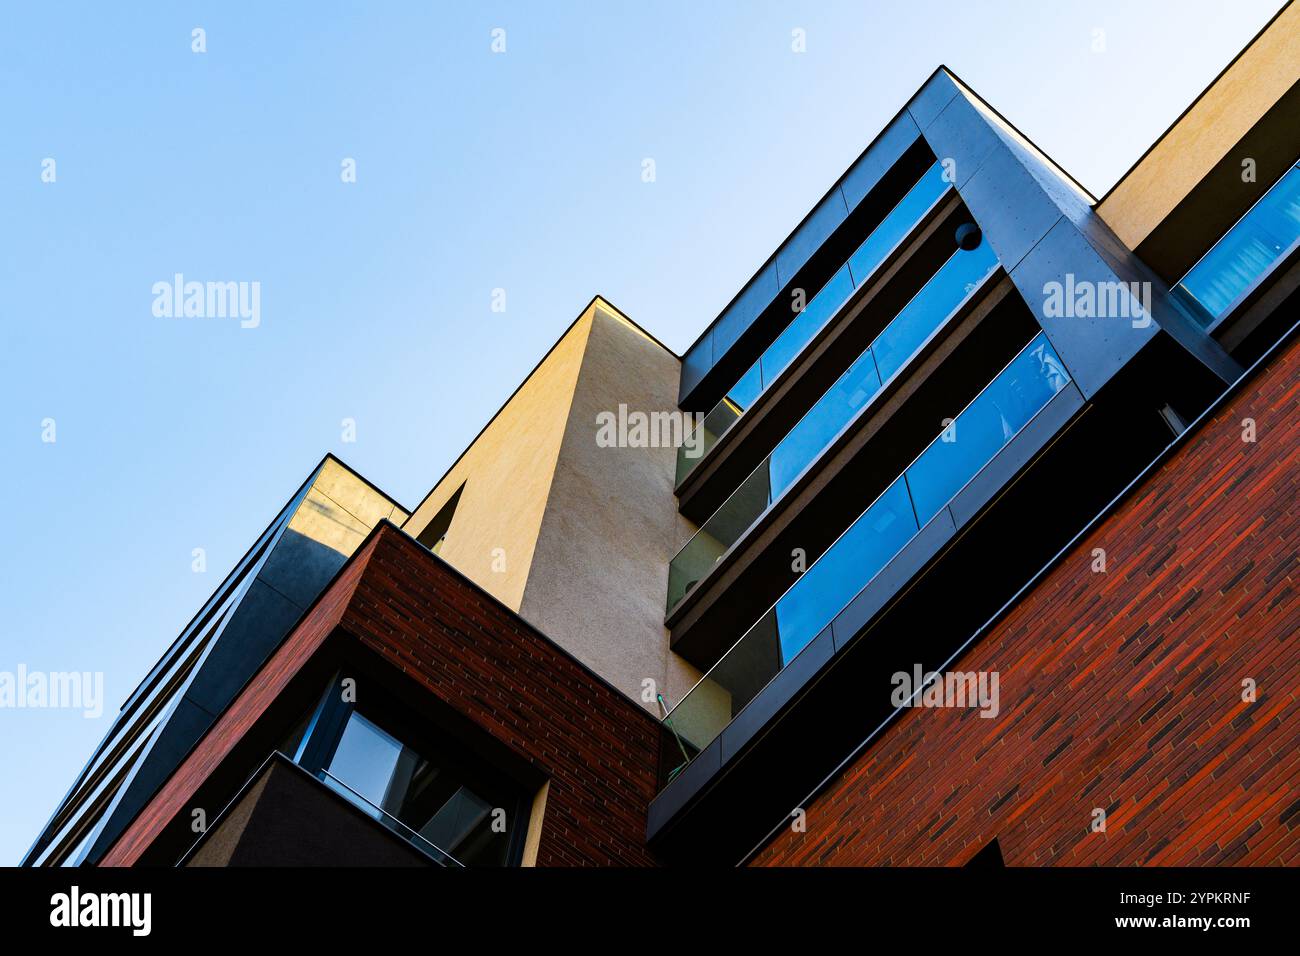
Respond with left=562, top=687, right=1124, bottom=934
left=0, top=0, right=1285, bottom=864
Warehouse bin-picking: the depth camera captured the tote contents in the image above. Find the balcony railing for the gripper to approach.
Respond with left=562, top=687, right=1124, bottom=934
left=666, top=236, right=999, bottom=615
left=660, top=332, right=1071, bottom=779
left=1175, top=160, right=1300, bottom=326
left=675, top=161, right=954, bottom=485
left=318, top=768, right=464, bottom=867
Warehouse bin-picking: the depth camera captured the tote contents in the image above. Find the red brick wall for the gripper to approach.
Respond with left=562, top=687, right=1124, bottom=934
left=753, top=332, right=1300, bottom=866
left=103, top=526, right=662, bottom=867
left=338, top=528, right=662, bottom=867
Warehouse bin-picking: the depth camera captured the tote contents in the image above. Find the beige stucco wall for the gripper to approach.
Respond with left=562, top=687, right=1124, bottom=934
left=402, top=299, right=701, bottom=712
left=302, top=456, right=408, bottom=547
left=1099, top=2, right=1300, bottom=249
left=519, top=304, right=702, bottom=712
left=402, top=310, right=594, bottom=612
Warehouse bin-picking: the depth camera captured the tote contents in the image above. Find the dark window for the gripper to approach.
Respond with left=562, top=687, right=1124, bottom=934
left=295, top=675, right=527, bottom=866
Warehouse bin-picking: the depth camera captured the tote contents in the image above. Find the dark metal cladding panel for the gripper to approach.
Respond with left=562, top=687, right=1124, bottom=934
left=775, top=189, right=850, bottom=288
left=1009, top=219, right=1158, bottom=399
left=678, top=328, right=713, bottom=405
left=647, top=735, right=722, bottom=841
left=906, top=69, right=961, bottom=132
left=85, top=699, right=217, bottom=862
left=921, top=91, right=999, bottom=190
left=949, top=144, right=1066, bottom=272
left=840, top=112, right=925, bottom=211
left=720, top=626, right=835, bottom=764
left=713, top=260, right=780, bottom=360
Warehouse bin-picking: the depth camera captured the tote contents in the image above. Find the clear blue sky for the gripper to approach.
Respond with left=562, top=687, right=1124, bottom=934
left=0, top=0, right=1284, bottom=864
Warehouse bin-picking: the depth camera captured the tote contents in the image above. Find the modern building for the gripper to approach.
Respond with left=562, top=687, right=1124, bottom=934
left=25, top=4, right=1299, bottom=867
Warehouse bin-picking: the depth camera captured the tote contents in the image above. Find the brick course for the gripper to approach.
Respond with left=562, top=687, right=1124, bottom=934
left=753, top=331, right=1300, bottom=866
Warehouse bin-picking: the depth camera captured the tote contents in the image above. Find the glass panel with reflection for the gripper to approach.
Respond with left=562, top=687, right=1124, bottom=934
left=666, top=236, right=999, bottom=615
left=660, top=333, right=1070, bottom=771
left=872, top=239, right=997, bottom=381
left=324, top=710, right=516, bottom=866
left=675, top=161, right=953, bottom=485
left=1177, top=162, right=1300, bottom=324
left=760, top=264, right=855, bottom=387
left=907, top=337, right=1069, bottom=525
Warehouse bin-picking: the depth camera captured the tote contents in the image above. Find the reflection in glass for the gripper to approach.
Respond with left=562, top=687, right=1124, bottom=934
left=666, top=237, right=999, bottom=615
left=773, top=477, right=916, bottom=661
left=676, top=161, right=953, bottom=485
left=907, top=338, right=1067, bottom=525
left=761, top=265, right=855, bottom=386
left=871, top=239, right=997, bottom=382
left=1177, top=162, right=1300, bottom=324
left=660, top=333, right=1070, bottom=778
left=769, top=345, right=884, bottom=495
left=325, top=710, right=514, bottom=866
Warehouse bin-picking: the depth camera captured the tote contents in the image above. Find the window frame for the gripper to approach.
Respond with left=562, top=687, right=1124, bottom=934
left=293, top=672, right=530, bottom=866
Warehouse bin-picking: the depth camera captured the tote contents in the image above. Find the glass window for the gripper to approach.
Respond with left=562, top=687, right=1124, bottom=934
left=872, top=238, right=997, bottom=382
left=667, top=234, right=1003, bottom=617
left=297, top=681, right=526, bottom=867
left=726, top=360, right=764, bottom=412
left=675, top=160, right=953, bottom=487
left=761, top=264, right=855, bottom=386
left=322, top=708, right=520, bottom=866
left=327, top=712, right=406, bottom=811
left=768, top=345, right=884, bottom=496
left=773, top=476, right=917, bottom=662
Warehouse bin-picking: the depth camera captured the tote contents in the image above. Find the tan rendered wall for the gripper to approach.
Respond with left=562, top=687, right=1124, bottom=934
left=519, top=305, right=702, bottom=712
left=402, top=309, right=594, bottom=613
left=1098, top=2, right=1300, bottom=249
left=297, top=456, right=409, bottom=557
left=401, top=298, right=698, bottom=711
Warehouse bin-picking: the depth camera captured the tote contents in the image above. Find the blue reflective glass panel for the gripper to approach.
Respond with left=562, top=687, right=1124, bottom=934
left=1180, top=163, right=1300, bottom=323
left=761, top=264, right=855, bottom=386
left=327, top=712, right=405, bottom=819
left=872, top=239, right=998, bottom=382
left=773, top=477, right=917, bottom=662
left=907, top=336, right=1069, bottom=526
left=768, top=346, right=883, bottom=495
left=696, top=161, right=952, bottom=455
left=848, top=161, right=950, bottom=287
left=725, top=359, right=764, bottom=412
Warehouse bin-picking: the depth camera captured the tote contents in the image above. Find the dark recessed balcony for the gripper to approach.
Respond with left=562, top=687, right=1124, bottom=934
left=668, top=235, right=999, bottom=617
left=676, top=161, right=955, bottom=488
left=660, top=332, right=1071, bottom=781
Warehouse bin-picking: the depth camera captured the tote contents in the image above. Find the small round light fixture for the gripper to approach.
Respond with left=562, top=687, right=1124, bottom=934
left=954, top=223, right=982, bottom=251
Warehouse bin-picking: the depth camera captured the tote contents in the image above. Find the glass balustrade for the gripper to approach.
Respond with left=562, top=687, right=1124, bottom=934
left=675, top=161, right=953, bottom=485
left=666, top=237, right=999, bottom=614
left=318, top=769, right=464, bottom=867
left=1176, top=161, right=1300, bottom=326
left=660, top=333, right=1070, bottom=776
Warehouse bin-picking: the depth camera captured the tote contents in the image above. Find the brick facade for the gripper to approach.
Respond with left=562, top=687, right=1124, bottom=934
left=753, top=331, right=1300, bottom=866
left=103, top=524, right=662, bottom=867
